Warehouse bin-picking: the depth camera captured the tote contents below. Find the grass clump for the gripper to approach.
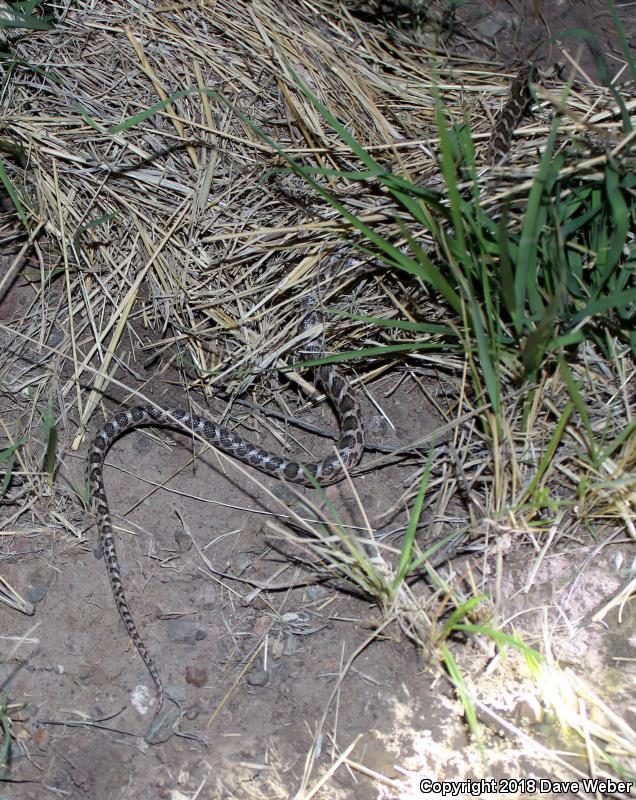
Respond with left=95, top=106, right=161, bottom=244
left=0, top=0, right=634, bottom=790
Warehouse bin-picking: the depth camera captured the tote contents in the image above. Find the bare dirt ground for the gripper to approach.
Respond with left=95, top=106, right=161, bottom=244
left=1, top=1, right=635, bottom=799
left=11, top=364, right=634, bottom=799
left=447, top=0, right=634, bottom=83
left=5, top=374, right=451, bottom=798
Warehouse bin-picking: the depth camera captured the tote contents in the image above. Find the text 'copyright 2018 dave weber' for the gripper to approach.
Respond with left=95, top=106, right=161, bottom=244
left=419, top=778, right=633, bottom=796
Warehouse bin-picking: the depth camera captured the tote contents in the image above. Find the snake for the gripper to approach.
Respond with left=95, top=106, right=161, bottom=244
left=487, top=65, right=534, bottom=165
left=87, top=312, right=364, bottom=714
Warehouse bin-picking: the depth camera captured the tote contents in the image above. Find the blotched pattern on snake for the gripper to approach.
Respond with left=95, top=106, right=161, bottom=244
left=488, top=65, right=534, bottom=165
left=87, top=328, right=364, bottom=713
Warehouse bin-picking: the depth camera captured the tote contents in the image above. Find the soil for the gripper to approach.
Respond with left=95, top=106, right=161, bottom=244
left=4, top=374, right=454, bottom=799
left=444, top=0, right=635, bottom=84
left=9, top=371, right=633, bottom=799
left=1, top=1, right=635, bottom=799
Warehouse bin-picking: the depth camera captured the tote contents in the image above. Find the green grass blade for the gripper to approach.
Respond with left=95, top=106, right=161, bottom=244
left=441, top=646, right=483, bottom=752
left=558, top=356, right=596, bottom=461
left=279, top=57, right=384, bottom=173
left=597, top=419, right=636, bottom=466
left=0, top=699, right=9, bottom=776
left=268, top=60, right=463, bottom=311
left=0, top=442, right=20, bottom=498
left=78, top=87, right=199, bottom=133
left=516, top=122, right=560, bottom=322
left=407, top=530, right=468, bottom=574
left=0, top=3, right=53, bottom=31
left=441, top=595, right=488, bottom=636
left=0, top=157, right=29, bottom=229
left=267, top=145, right=460, bottom=305
left=73, top=212, right=117, bottom=253
left=469, top=296, right=501, bottom=415
left=434, top=102, right=467, bottom=260
left=601, top=164, right=629, bottom=280
left=291, top=340, right=461, bottom=371
left=496, top=208, right=517, bottom=325
left=40, top=407, right=58, bottom=489
left=571, top=286, right=636, bottom=327
left=323, top=307, right=455, bottom=336
left=520, top=401, right=574, bottom=503
left=520, top=290, right=561, bottom=380
left=391, top=451, right=434, bottom=593
left=450, top=624, right=544, bottom=664
left=608, top=0, right=636, bottom=84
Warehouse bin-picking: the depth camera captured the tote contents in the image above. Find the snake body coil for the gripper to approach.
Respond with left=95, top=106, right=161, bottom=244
left=488, top=66, right=534, bottom=165
left=88, top=356, right=364, bottom=712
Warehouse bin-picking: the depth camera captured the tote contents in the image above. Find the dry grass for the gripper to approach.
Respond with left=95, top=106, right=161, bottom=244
left=0, top=0, right=634, bottom=796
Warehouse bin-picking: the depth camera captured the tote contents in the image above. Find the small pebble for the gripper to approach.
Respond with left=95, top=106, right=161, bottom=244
left=306, top=584, right=325, bottom=600
left=246, top=669, right=269, bottom=687
left=184, top=702, right=203, bottom=721
left=134, top=436, right=154, bottom=454
left=174, top=527, right=192, bottom=552
left=283, top=634, right=300, bottom=656
left=185, top=666, right=207, bottom=687
left=33, top=727, right=49, bottom=749
left=8, top=740, right=25, bottom=760
left=229, top=553, right=253, bottom=575
left=192, top=584, right=216, bottom=610
left=144, top=705, right=181, bottom=745
left=165, top=683, right=187, bottom=703
left=166, top=619, right=207, bottom=645
left=46, top=326, right=63, bottom=347
left=26, top=582, right=49, bottom=605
